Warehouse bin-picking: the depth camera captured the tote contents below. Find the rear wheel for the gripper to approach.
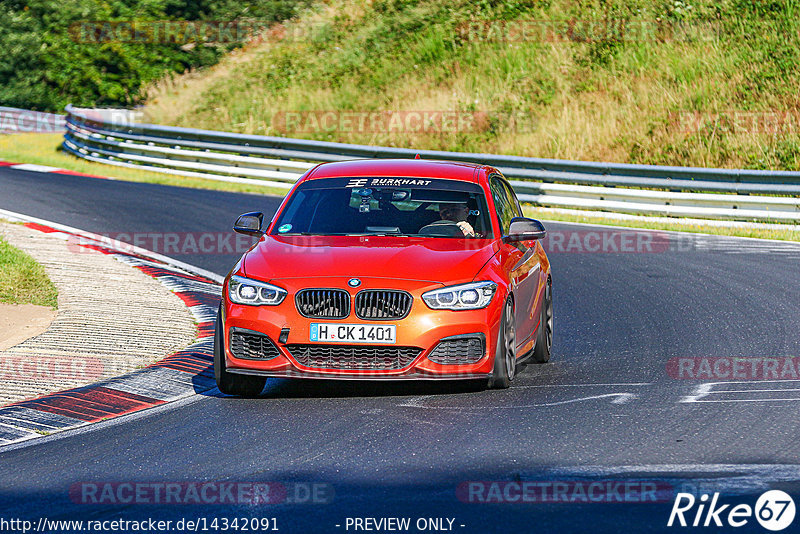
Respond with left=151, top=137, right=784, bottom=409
left=214, top=306, right=266, bottom=396
left=488, top=298, right=516, bottom=389
left=531, top=278, right=553, bottom=364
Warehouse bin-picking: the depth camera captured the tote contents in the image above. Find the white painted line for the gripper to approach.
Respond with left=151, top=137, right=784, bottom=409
left=680, top=381, right=800, bottom=403
left=10, top=163, right=63, bottom=173
left=187, top=304, right=217, bottom=323
left=0, top=421, right=37, bottom=436
left=0, top=207, right=223, bottom=284
left=710, top=380, right=800, bottom=387
left=0, top=406, right=83, bottom=428
left=682, top=383, right=723, bottom=403
left=686, top=398, right=800, bottom=403
left=398, top=392, right=637, bottom=409
left=399, top=396, right=430, bottom=408
left=518, top=382, right=651, bottom=388
left=708, top=388, right=800, bottom=394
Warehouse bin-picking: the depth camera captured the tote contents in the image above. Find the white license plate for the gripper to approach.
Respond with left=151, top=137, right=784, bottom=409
left=310, top=323, right=396, bottom=344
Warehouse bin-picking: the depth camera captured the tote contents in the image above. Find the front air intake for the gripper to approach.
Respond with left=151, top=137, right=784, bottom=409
left=354, top=290, right=413, bottom=320
left=427, top=334, right=486, bottom=365
left=286, top=344, right=421, bottom=370
left=229, top=329, right=281, bottom=360
left=295, top=289, right=351, bottom=319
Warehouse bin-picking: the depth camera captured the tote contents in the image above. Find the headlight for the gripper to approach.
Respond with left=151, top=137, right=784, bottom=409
left=422, top=281, right=497, bottom=310
left=228, top=275, right=287, bottom=306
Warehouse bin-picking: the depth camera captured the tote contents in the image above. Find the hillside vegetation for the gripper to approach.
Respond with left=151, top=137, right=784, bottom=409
left=144, top=0, right=800, bottom=170
left=0, top=0, right=309, bottom=112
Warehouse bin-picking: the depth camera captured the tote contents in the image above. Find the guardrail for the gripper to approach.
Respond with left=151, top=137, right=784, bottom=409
left=63, top=105, right=800, bottom=221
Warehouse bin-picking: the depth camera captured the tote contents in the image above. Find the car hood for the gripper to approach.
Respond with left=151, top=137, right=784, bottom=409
left=243, top=235, right=499, bottom=285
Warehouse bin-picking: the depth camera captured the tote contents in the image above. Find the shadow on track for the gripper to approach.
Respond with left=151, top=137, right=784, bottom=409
left=205, top=377, right=490, bottom=399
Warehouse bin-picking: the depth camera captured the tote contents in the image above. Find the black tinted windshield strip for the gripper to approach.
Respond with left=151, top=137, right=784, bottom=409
left=271, top=177, right=494, bottom=238
left=297, top=177, right=483, bottom=192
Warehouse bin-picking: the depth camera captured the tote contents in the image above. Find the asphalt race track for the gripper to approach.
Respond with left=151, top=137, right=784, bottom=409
left=2, top=166, right=800, bottom=533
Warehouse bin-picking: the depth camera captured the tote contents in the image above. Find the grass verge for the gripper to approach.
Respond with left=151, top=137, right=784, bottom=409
left=0, top=234, right=58, bottom=308
left=0, top=133, right=291, bottom=197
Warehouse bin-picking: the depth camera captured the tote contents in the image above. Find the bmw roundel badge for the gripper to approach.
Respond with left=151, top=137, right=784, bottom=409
left=348, top=278, right=362, bottom=288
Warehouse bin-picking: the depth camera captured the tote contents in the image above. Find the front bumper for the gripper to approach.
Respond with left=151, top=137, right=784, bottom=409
left=226, top=368, right=492, bottom=381
left=222, top=277, right=503, bottom=380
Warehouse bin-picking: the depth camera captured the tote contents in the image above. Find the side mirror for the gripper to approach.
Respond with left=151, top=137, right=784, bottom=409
left=504, top=217, right=546, bottom=243
left=233, top=212, right=265, bottom=236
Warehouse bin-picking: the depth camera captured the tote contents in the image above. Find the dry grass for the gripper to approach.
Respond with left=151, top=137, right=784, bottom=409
left=145, top=44, right=269, bottom=127
left=142, top=0, right=800, bottom=170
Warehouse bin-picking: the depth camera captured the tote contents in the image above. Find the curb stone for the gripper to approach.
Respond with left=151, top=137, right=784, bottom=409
left=0, top=220, right=222, bottom=446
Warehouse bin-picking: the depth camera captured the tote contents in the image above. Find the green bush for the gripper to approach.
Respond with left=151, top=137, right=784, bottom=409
left=0, top=0, right=310, bottom=112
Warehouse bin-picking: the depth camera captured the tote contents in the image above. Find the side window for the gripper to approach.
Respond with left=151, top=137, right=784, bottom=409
left=502, top=180, right=523, bottom=218
left=489, top=176, right=516, bottom=235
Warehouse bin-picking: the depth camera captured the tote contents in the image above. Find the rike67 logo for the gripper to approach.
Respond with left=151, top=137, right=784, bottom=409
left=668, top=490, right=796, bottom=531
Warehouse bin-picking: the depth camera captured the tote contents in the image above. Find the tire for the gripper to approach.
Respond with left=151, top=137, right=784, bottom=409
left=488, top=298, right=516, bottom=389
left=214, top=306, right=266, bottom=397
left=531, top=278, right=553, bottom=364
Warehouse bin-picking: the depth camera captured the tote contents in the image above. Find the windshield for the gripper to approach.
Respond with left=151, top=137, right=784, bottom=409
left=271, top=177, right=494, bottom=238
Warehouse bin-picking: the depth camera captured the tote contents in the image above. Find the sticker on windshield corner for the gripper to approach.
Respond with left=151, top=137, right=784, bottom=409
left=278, top=224, right=292, bottom=233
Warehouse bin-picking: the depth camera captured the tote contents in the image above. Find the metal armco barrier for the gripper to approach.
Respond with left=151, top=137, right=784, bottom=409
left=63, top=105, right=800, bottom=221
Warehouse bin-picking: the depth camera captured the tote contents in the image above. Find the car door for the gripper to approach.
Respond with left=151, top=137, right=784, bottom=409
left=489, top=175, right=540, bottom=355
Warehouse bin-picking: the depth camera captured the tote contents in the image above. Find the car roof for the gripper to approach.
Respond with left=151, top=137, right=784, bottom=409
left=303, top=159, right=494, bottom=183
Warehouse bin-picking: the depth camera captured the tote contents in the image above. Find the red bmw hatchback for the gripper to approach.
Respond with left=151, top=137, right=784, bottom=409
left=215, top=159, right=553, bottom=395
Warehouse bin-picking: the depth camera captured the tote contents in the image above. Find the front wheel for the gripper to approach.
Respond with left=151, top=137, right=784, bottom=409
left=214, top=306, right=266, bottom=396
left=488, top=298, right=516, bottom=389
left=531, top=278, right=553, bottom=364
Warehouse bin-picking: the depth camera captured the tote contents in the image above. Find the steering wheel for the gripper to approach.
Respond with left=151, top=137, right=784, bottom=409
left=418, top=220, right=464, bottom=237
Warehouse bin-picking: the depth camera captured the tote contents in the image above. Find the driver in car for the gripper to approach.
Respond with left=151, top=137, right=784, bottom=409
left=438, top=202, right=477, bottom=237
